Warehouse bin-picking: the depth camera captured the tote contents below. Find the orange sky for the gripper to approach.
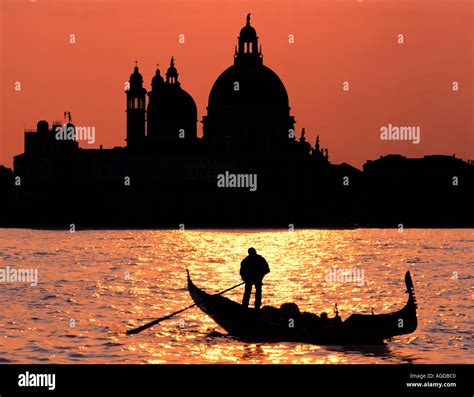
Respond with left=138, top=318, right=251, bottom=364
left=1, top=0, right=472, bottom=169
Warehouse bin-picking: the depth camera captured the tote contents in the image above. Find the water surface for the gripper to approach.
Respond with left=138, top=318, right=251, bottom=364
left=0, top=229, right=472, bottom=364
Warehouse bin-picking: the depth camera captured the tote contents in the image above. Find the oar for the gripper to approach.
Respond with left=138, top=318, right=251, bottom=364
left=126, top=281, right=245, bottom=335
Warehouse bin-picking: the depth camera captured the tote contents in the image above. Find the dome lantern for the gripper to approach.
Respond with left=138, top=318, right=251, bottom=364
left=151, top=63, right=164, bottom=90
left=166, top=57, right=179, bottom=86
left=129, top=61, right=144, bottom=89
left=235, top=13, right=262, bottom=65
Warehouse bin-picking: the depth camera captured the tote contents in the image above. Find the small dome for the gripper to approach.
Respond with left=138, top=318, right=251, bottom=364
left=37, top=120, right=49, bottom=133
left=148, top=86, right=197, bottom=121
left=240, top=25, right=257, bottom=41
left=129, top=66, right=143, bottom=85
left=146, top=57, right=197, bottom=141
left=151, top=67, right=164, bottom=89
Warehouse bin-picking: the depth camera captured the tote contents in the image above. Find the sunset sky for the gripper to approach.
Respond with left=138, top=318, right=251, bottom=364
left=1, top=0, right=472, bottom=169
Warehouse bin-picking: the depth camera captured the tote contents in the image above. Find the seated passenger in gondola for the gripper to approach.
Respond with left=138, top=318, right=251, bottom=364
left=301, top=311, right=321, bottom=326
left=280, top=302, right=300, bottom=316
left=240, top=248, right=270, bottom=310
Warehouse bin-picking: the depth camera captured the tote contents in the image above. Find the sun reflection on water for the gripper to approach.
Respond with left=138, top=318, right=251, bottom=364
left=0, top=228, right=472, bottom=363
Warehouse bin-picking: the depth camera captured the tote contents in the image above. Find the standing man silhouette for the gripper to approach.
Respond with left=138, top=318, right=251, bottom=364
left=240, top=248, right=270, bottom=310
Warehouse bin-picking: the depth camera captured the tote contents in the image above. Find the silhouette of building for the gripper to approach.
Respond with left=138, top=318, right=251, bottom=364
left=202, top=14, right=295, bottom=152
left=146, top=58, right=197, bottom=145
left=0, top=14, right=472, bottom=228
left=126, top=64, right=147, bottom=150
left=24, top=120, right=79, bottom=154
left=125, top=15, right=298, bottom=153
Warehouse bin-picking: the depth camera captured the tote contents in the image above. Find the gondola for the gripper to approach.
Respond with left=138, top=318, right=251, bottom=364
left=187, top=271, right=418, bottom=344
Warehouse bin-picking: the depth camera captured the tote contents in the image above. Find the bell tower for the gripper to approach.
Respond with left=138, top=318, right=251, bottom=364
left=126, top=62, right=147, bottom=150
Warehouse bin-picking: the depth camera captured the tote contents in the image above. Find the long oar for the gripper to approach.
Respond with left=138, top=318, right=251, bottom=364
left=126, top=281, right=245, bottom=335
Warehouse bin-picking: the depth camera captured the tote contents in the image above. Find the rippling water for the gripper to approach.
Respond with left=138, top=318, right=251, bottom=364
left=0, top=229, right=472, bottom=364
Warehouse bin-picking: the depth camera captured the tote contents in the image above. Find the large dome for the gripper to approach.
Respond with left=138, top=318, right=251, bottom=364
left=202, top=15, right=295, bottom=151
left=208, top=64, right=289, bottom=108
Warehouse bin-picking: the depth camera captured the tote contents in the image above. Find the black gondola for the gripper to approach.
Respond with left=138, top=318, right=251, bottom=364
left=188, top=271, right=418, bottom=344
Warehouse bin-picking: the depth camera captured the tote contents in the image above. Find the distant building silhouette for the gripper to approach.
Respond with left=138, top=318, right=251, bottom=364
left=1, top=15, right=472, bottom=228
left=24, top=120, right=79, bottom=154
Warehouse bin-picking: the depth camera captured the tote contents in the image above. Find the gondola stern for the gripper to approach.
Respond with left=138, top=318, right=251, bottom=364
left=404, top=271, right=418, bottom=310
left=398, top=271, right=418, bottom=334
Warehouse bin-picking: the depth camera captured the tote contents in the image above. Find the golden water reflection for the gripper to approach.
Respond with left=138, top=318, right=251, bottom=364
left=0, top=229, right=472, bottom=363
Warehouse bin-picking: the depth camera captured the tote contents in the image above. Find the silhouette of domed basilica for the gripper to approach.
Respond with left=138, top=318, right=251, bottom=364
left=3, top=14, right=472, bottom=228
left=124, top=14, right=314, bottom=157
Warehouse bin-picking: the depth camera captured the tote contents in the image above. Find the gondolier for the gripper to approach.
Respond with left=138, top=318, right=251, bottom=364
left=240, top=248, right=270, bottom=310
